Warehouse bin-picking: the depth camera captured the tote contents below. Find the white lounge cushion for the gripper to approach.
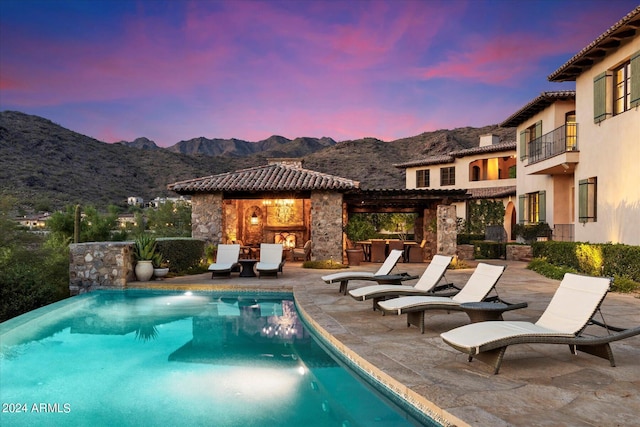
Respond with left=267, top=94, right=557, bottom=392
left=322, top=249, right=404, bottom=284
left=349, top=284, right=419, bottom=300
left=322, top=271, right=376, bottom=283
left=348, top=255, right=453, bottom=299
left=208, top=263, right=234, bottom=272
left=440, top=273, right=611, bottom=352
left=208, top=244, right=240, bottom=272
left=378, top=295, right=461, bottom=313
left=440, top=321, right=573, bottom=352
left=255, top=262, right=280, bottom=272
left=377, top=263, right=506, bottom=313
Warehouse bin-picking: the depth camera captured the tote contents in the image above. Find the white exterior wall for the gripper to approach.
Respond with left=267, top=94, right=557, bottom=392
left=573, top=37, right=640, bottom=244
left=516, top=101, right=576, bottom=228
left=405, top=151, right=516, bottom=225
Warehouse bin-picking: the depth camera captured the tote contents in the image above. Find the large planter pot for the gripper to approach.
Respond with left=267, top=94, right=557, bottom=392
left=346, top=249, right=364, bottom=266
left=153, top=268, right=169, bottom=279
left=135, top=260, right=154, bottom=281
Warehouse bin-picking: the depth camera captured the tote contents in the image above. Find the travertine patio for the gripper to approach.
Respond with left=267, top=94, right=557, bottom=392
left=137, top=260, right=640, bottom=426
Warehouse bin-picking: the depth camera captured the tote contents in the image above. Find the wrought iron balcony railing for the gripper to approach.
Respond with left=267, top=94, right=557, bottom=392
left=527, top=123, right=578, bottom=164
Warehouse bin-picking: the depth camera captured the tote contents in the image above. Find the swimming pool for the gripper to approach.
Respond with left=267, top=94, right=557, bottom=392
left=0, top=290, right=440, bottom=426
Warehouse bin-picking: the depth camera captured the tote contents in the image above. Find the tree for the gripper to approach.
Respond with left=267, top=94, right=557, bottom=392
left=146, top=201, right=192, bottom=237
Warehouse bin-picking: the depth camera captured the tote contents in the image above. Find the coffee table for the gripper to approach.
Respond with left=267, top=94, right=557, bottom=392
left=238, top=259, right=258, bottom=278
left=460, top=301, right=528, bottom=323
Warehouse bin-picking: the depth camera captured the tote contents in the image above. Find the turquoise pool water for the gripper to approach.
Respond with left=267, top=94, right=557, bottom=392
left=0, top=290, right=439, bottom=427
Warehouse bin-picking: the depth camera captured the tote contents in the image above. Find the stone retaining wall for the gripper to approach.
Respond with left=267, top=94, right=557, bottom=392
left=506, top=244, right=533, bottom=261
left=69, top=242, right=134, bottom=295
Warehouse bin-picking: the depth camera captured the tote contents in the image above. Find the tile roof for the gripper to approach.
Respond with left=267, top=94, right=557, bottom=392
left=168, top=163, right=359, bottom=193
left=450, top=141, right=516, bottom=157
left=466, top=186, right=516, bottom=199
left=499, top=91, right=576, bottom=128
left=548, top=6, right=640, bottom=82
left=393, top=141, right=516, bottom=169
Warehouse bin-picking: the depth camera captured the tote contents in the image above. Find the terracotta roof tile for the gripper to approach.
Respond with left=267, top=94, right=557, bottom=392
left=499, top=91, right=576, bottom=128
left=168, top=163, right=359, bottom=193
left=393, top=141, right=516, bottom=169
left=548, top=6, right=640, bottom=82
left=467, top=186, right=516, bottom=199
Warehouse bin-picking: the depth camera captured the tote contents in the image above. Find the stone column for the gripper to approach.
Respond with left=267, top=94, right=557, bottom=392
left=191, top=193, right=223, bottom=246
left=437, top=205, right=457, bottom=256
left=310, top=191, right=343, bottom=261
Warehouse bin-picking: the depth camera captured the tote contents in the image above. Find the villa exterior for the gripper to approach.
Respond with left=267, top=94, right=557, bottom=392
left=501, top=6, right=640, bottom=245
left=395, top=134, right=517, bottom=240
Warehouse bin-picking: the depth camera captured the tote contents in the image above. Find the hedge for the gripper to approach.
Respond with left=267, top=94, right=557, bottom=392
left=532, top=241, right=640, bottom=282
left=156, top=238, right=205, bottom=274
left=473, top=241, right=506, bottom=259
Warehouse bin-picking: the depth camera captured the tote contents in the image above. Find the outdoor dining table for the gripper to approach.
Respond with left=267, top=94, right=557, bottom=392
left=356, top=240, right=420, bottom=262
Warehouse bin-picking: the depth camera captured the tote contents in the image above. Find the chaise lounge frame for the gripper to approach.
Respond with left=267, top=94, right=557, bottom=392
left=441, top=274, right=640, bottom=374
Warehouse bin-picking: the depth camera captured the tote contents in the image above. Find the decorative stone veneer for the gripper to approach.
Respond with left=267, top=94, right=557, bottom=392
left=456, top=244, right=474, bottom=260
left=69, top=242, right=135, bottom=295
left=436, top=205, right=457, bottom=256
left=192, top=193, right=223, bottom=246
left=506, top=244, right=533, bottom=261
left=310, top=191, right=343, bottom=261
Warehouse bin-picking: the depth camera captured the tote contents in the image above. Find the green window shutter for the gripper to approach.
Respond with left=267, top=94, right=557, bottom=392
left=593, top=72, right=607, bottom=123
left=518, top=195, right=525, bottom=224
left=534, top=121, right=542, bottom=139
left=630, top=50, right=640, bottom=108
left=578, top=179, right=588, bottom=222
left=519, top=130, right=527, bottom=160
left=538, top=191, right=546, bottom=223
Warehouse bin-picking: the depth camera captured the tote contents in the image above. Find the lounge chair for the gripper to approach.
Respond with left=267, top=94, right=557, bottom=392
left=292, top=240, right=312, bottom=261
left=377, top=263, right=506, bottom=333
left=256, top=243, right=285, bottom=278
left=322, top=249, right=405, bottom=295
left=440, top=273, right=640, bottom=374
left=348, top=255, right=456, bottom=310
left=207, top=244, right=241, bottom=278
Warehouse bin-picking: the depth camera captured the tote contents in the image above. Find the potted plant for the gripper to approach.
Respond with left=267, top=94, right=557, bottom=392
left=344, top=214, right=376, bottom=266
left=152, top=252, right=169, bottom=279
left=133, top=234, right=158, bottom=281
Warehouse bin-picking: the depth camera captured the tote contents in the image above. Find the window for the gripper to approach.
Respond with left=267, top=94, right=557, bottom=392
left=613, top=61, right=631, bottom=115
left=471, top=165, right=480, bottom=181
left=440, top=167, right=455, bottom=186
left=594, top=50, right=640, bottom=123
left=565, top=111, right=576, bottom=151
left=518, top=191, right=546, bottom=224
left=519, top=120, right=541, bottom=160
left=416, top=169, right=430, bottom=188
left=579, top=177, right=597, bottom=223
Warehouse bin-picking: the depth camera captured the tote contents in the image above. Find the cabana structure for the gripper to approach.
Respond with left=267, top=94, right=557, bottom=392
left=168, top=159, right=469, bottom=262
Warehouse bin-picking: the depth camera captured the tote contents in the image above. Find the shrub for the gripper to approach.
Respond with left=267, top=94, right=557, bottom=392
left=532, top=241, right=640, bottom=283
left=611, top=275, right=640, bottom=293
left=527, top=258, right=578, bottom=280
left=457, top=234, right=484, bottom=245
left=156, top=238, right=205, bottom=274
left=473, top=241, right=506, bottom=259
left=302, top=260, right=348, bottom=269
left=575, top=243, right=604, bottom=276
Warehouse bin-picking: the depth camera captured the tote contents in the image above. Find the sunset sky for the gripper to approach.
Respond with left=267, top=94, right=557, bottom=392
left=1, top=0, right=637, bottom=147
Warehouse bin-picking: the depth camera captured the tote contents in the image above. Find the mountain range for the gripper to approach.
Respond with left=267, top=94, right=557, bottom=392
left=0, top=110, right=515, bottom=213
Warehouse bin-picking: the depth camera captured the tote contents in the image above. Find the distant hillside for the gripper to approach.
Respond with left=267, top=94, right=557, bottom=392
left=164, top=135, right=336, bottom=157
left=0, top=110, right=514, bottom=212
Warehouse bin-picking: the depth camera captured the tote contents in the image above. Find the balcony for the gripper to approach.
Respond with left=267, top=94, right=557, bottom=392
left=525, top=123, right=579, bottom=175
